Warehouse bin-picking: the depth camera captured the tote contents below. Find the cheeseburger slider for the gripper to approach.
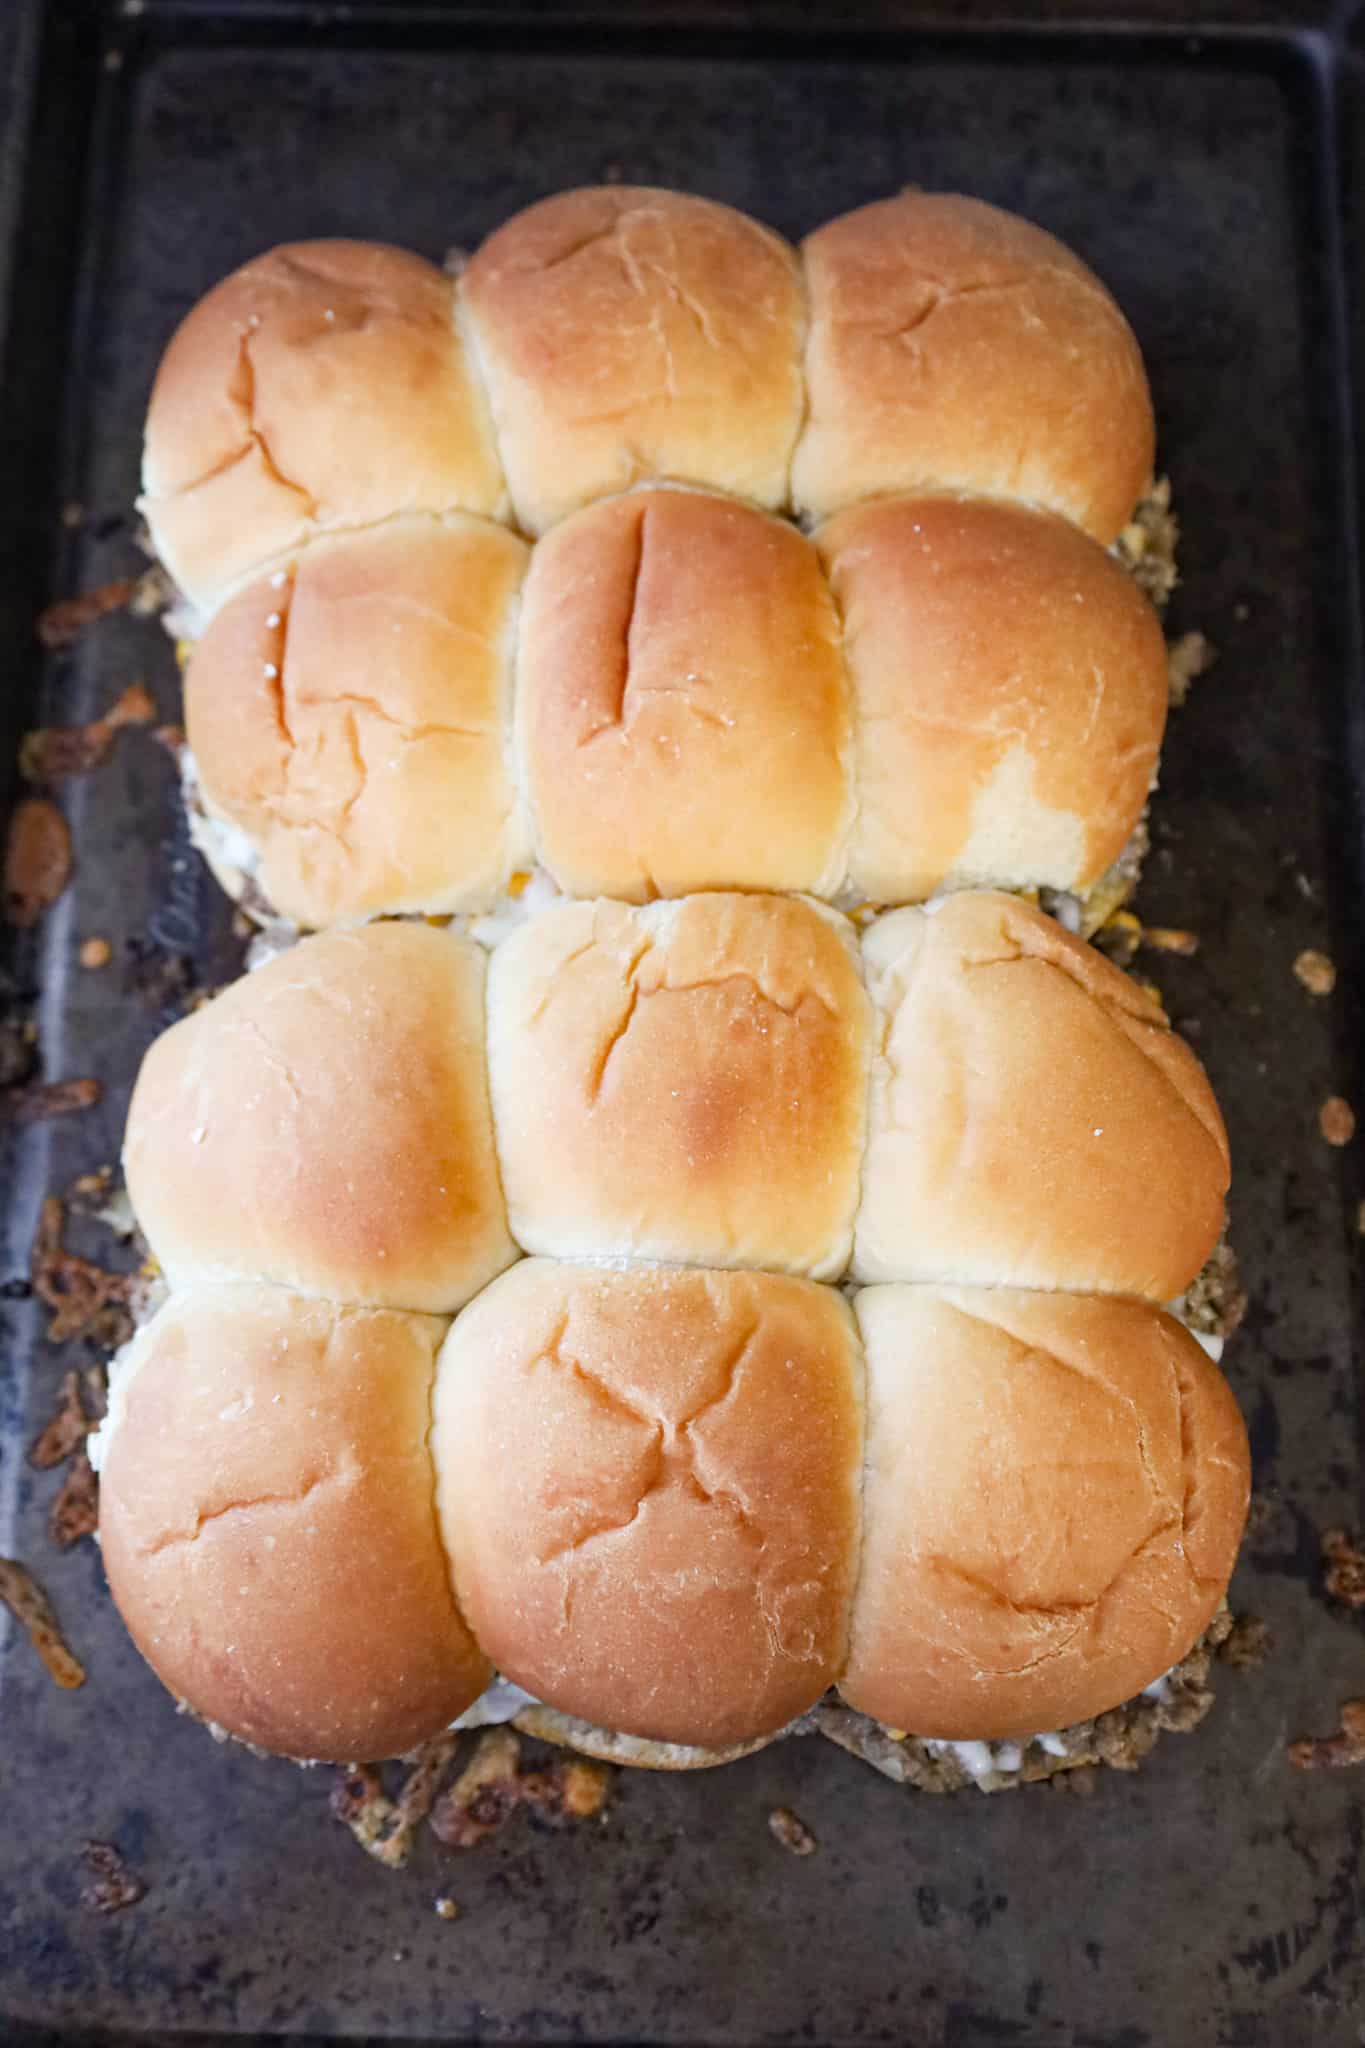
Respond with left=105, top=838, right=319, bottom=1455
left=123, top=921, right=514, bottom=1314
left=141, top=240, right=506, bottom=613
left=792, top=190, right=1154, bottom=542
left=182, top=514, right=530, bottom=929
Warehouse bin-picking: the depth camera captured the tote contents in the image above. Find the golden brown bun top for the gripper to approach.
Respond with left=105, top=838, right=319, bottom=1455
left=842, top=1285, right=1250, bottom=1740
left=517, top=487, right=852, bottom=900
left=142, top=240, right=505, bottom=606
left=122, top=922, right=515, bottom=1313
left=817, top=493, right=1168, bottom=901
left=462, top=189, right=805, bottom=532
left=853, top=892, right=1230, bottom=1299
left=98, top=1284, right=489, bottom=1761
left=484, top=892, right=870, bottom=1278
left=433, top=1259, right=863, bottom=1749
left=185, top=513, right=530, bottom=927
left=793, top=193, right=1154, bottom=542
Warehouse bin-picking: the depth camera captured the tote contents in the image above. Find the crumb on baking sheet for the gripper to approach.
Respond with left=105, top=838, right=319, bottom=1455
left=2, top=1076, right=101, bottom=1125
left=50, top=1453, right=99, bottom=1550
left=20, top=682, right=156, bottom=783
left=79, top=1840, right=145, bottom=1913
left=434, top=1895, right=461, bottom=1921
left=1139, top=924, right=1199, bottom=958
left=0, top=1557, right=85, bottom=1688
left=80, top=937, right=112, bottom=970
left=1289, top=1699, right=1365, bottom=1770
left=36, top=578, right=137, bottom=650
left=1293, top=949, right=1336, bottom=997
left=768, top=1807, right=817, bottom=1856
left=429, top=1729, right=612, bottom=1851
left=4, top=797, right=72, bottom=927
left=1165, top=629, right=1215, bottom=707
left=30, top=1194, right=136, bottom=1346
left=1092, top=907, right=1142, bottom=971
left=1093, top=908, right=1199, bottom=973
left=1321, top=1528, right=1365, bottom=1610
left=1320, top=1096, right=1356, bottom=1146
left=66, top=1166, right=136, bottom=1237
left=128, top=563, right=177, bottom=618
left=29, top=1367, right=96, bottom=1468
left=331, top=1733, right=460, bottom=1869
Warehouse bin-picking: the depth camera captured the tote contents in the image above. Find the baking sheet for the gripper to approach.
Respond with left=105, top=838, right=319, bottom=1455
left=2, top=3, right=1365, bottom=2042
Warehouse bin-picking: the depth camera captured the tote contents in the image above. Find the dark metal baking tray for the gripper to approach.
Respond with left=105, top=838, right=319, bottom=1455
left=3, top=2, right=1365, bottom=2042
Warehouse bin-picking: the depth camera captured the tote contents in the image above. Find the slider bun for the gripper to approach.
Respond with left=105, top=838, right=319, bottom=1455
left=185, top=514, right=531, bottom=927
left=842, top=1284, right=1250, bottom=1740
left=123, top=923, right=514, bottom=1313
left=853, top=892, right=1229, bottom=1299
left=141, top=241, right=506, bottom=609
left=485, top=893, right=870, bottom=1278
left=517, top=487, right=852, bottom=900
left=793, top=193, right=1154, bottom=543
left=817, top=494, right=1168, bottom=902
left=463, top=188, right=804, bottom=533
left=98, top=1284, right=489, bottom=1761
left=433, top=1260, right=863, bottom=1749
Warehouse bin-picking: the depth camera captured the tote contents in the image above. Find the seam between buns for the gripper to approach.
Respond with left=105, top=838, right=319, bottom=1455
left=509, top=577, right=552, bottom=887
left=834, top=1292, right=871, bottom=1685
left=465, top=941, right=522, bottom=1274
left=422, top=1324, right=489, bottom=1671
left=499, top=576, right=532, bottom=890
left=840, top=918, right=877, bottom=1284
left=480, top=943, right=529, bottom=1266
left=174, top=506, right=517, bottom=634
left=789, top=231, right=818, bottom=527
left=811, top=529, right=862, bottom=901
left=454, top=270, right=528, bottom=535
left=449, top=273, right=515, bottom=531
left=849, top=912, right=928, bottom=1282
left=784, top=229, right=813, bottom=518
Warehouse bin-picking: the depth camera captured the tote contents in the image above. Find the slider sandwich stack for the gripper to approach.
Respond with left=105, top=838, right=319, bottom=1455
left=95, top=188, right=1250, bottom=1790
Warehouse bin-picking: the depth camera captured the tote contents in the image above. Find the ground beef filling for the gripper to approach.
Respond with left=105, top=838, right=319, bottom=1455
left=1113, top=479, right=1180, bottom=610
left=1172, top=1235, right=1246, bottom=1341
left=1040, top=812, right=1151, bottom=939
left=178, top=746, right=283, bottom=929
left=809, top=1610, right=1235, bottom=1794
